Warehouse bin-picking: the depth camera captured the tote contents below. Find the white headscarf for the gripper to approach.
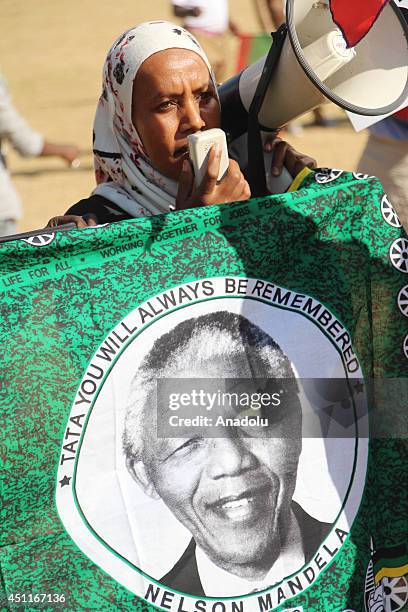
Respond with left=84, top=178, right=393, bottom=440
left=92, top=21, right=217, bottom=217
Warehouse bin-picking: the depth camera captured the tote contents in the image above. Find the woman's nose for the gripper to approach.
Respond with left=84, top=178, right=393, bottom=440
left=180, top=98, right=205, bottom=132
left=206, top=437, right=258, bottom=479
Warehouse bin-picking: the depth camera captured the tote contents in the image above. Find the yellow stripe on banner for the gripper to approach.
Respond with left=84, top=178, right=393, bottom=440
left=287, top=167, right=314, bottom=192
left=375, top=563, right=408, bottom=583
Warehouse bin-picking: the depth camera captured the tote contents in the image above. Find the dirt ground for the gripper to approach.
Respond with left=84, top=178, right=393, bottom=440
left=0, top=0, right=367, bottom=232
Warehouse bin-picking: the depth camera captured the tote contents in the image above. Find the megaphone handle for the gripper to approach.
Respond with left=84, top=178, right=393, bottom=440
left=264, top=154, right=293, bottom=193
left=247, top=25, right=288, bottom=197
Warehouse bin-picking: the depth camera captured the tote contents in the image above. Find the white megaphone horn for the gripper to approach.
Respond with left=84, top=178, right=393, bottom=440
left=220, top=0, right=408, bottom=138
left=219, top=0, right=408, bottom=193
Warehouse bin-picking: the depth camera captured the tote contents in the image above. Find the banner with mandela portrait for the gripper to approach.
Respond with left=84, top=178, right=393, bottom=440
left=1, top=170, right=407, bottom=612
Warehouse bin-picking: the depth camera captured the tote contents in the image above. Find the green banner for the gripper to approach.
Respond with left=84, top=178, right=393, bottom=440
left=1, top=170, right=407, bottom=612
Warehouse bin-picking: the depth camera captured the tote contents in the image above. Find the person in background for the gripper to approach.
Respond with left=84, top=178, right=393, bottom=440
left=0, top=73, right=79, bottom=237
left=253, top=0, right=284, bottom=33
left=357, top=107, right=408, bottom=231
left=253, top=0, right=329, bottom=129
left=171, top=0, right=240, bottom=83
left=357, top=7, right=408, bottom=231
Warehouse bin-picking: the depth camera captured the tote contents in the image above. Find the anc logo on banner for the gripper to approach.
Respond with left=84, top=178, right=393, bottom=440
left=364, top=541, right=408, bottom=612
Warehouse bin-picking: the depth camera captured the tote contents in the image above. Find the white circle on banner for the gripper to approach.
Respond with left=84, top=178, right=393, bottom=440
left=22, top=233, right=55, bottom=247
left=55, top=277, right=369, bottom=606
left=352, top=173, right=374, bottom=180
left=381, top=195, right=402, bottom=228
left=368, top=576, right=408, bottom=612
left=404, top=334, right=408, bottom=359
left=314, top=169, right=343, bottom=184
left=389, top=238, right=408, bottom=274
left=397, top=286, right=408, bottom=317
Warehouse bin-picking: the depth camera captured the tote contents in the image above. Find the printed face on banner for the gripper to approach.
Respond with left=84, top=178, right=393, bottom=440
left=56, top=277, right=368, bottom=610
left=125, top=343, right=302, bottom=573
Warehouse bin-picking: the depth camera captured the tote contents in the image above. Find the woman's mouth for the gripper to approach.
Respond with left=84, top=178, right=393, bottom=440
left=174, top=145, right=189, bottom=159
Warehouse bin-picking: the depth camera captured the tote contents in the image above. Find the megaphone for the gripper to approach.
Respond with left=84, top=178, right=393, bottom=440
left=220, top=0, right=408, bottom=143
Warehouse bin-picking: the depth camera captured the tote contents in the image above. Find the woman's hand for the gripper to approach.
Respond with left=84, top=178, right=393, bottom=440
left=264, top=136, right=317, bottom=178
left=46, top=214, right=98, bottom=229
left=176, top=145, right=251, bottom=210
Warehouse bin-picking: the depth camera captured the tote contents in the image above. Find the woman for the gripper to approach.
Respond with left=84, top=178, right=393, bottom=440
left=48, top=21, right=315, bottom=228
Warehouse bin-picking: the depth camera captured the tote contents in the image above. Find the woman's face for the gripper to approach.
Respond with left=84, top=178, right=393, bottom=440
left=132, top=48, right=221, bottom=181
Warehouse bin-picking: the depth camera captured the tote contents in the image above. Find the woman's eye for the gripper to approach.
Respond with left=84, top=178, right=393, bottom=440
left=199, top=92, right=212, bottom=103
left=157, top=100, right=175, bottom=111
